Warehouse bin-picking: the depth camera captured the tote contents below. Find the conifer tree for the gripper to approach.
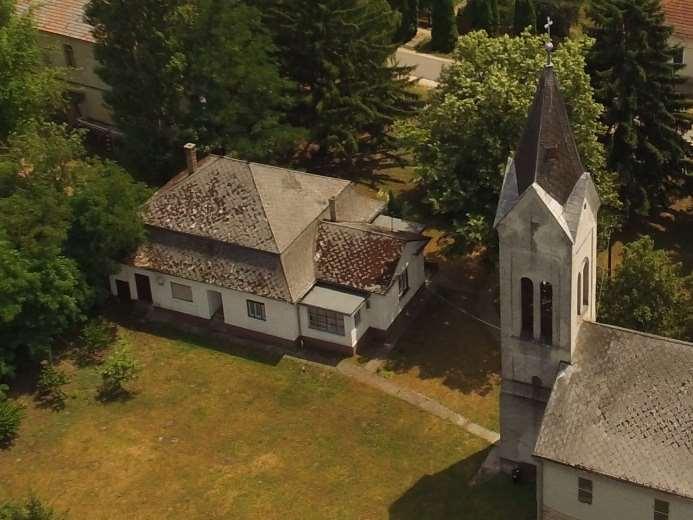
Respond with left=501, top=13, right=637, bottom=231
left=588, top=0, right=692, bottom=217
left=431, top=0, right=459, bottom=51
left=390, top=0, right=419, bottom=43
left=269, top=0, right=419, bottom=163
left=459, top=0, right=500, bottom=35
left=513, top=0, right=536, bottom=34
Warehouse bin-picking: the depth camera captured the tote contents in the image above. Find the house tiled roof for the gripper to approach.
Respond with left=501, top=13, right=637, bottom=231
left=144, top=156, right=353, bottom=254
left=514, top=66, right=585, bottom=206
left=17, top=0, right=94, bottom=43
left=663, top=0, right=693, bottom=40
left=535, top=322, right=693, bottom=500
left=129, top=228, right=293, bottom=302
left=315, top=221, right=427, bottom=295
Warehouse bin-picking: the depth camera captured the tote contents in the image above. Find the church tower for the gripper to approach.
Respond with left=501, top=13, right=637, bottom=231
left=494, top=60, right=601, bottom=474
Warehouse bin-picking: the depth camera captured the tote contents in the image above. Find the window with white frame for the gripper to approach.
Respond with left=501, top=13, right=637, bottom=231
left=398, top=267, right=410, bottom=298
left=674, top=47, right=685, bottom=66
left=308, top=307, right=345, bottom=336
left=654, top=499, right=669, bottom=520
left=171, top=282, right=193, bottom=302
left=247, top=300, right=266, bottom=321
left=578, top=477, right=593, bottom=505
left=354, top=309, right=362, bottom=327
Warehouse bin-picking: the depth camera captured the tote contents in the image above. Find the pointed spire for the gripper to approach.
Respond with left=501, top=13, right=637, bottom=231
left=513, top=65, right=585, bottom=205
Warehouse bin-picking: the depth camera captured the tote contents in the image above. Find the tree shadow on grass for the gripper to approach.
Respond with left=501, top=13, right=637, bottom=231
left=389, top=447, right=536, bottom=520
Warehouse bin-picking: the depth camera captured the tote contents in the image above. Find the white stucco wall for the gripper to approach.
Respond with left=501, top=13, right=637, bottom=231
left=541, top=460, right=693, bottom=520
left=368, top=244, right=426, bottom=331
left=110, top=265, right=299, bottom=341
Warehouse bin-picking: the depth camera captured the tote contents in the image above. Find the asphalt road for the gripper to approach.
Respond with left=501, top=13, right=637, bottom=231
left=395, top=47, right=453, bottom=84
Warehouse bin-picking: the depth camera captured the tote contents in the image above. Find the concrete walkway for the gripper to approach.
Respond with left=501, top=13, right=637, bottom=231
left=395, top=47, right=452, bottom=84
left=337, top=360, right=500, bottom=444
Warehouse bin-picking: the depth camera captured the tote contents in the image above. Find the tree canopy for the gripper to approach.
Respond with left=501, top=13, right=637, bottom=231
left=598, top=236, right=692, bottom=341
left=588, top=0, right=692, bottom=218
left=396, top=31, right=620, bottom=251
left=389, top=0, right=419, bottom=43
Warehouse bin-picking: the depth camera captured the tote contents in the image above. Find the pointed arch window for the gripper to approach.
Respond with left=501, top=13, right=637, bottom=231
left=521, top=278, right=534, bottom=339
left=540, top=281, right=553, bottom=345
left=582, top=259, right=590, bottom=308
left=577, top=273, right=582, bottom=316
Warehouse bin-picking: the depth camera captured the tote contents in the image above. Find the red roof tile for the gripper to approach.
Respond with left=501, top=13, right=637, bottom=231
left=663, top=0, right=693, bottom=41
left=17, top=0, right=94, bottom=43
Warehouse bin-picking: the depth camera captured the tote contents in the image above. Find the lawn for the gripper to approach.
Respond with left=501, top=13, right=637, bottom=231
left=0, top=322, right=534, bottom=519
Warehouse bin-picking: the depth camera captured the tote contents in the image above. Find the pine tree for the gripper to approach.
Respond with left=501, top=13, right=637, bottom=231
left=269, top=0, right=419, bottom=163
left=458, top=0, right=500, bottom=35
left=390, top=0, right=419, bottom=43
left=513, top=0, right=536, bottom=34
left=431, top=0, right=458, bottom=52
left=588, top=0, right=692, bottom=218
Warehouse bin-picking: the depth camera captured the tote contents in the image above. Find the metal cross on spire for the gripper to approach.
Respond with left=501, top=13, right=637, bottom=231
left=544, top=16, right=554, bottom=66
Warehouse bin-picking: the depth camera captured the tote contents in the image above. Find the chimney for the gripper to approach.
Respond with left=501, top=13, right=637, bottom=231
left=329, top=196, right=337, bottom=222
left=184, top=143, right=197, bottom=174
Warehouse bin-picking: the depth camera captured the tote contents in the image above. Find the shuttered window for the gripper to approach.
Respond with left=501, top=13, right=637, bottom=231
left=578, top=477, right=592, bottom=505
left=171, top=282, right=193, bottom=302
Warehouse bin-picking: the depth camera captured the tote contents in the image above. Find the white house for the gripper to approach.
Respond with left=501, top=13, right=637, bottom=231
left=110, top=146, right=428, bottom=355
left=663, top=0, right=693, bottom=95
left=494, top=59, right=693, bottom=518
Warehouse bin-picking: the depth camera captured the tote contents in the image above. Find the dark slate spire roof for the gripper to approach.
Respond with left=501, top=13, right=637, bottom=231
left=514, top=66, right=585, bottom=205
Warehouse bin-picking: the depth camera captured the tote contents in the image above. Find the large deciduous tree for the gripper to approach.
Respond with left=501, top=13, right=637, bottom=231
left=268, top=0, right=419, bottom=163
left=0, top=0, right=65, bottom=139
left=85, top=0, right=300, bottom=183
left=599, top=236, right=692, bottom=341
left=588, top=0, right=692, bottom=218
left=396, top=31, right=620, bottom=251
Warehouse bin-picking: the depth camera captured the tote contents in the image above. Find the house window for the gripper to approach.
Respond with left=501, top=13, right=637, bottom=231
left=354, top=309, right=362, bottom=327
left=578, top=477, right=593, bottom=505
left=521, top=277, right=534, bottom=339
left=654, top=499, right=669, bottom=520
left=308, top=307, right=345, bottom=336
left=171, top=282, right=193, bottom=302
left=540, top=281, right=553, bottom=345
left=63, top=44, right=76, bottom=67
left=398, top=268, right=410, bottom=298
left=582, top=260, right=590, bottom=308
left=247, top=300, right=266, bottom=321
left=673, top=47, right=685, bottom=65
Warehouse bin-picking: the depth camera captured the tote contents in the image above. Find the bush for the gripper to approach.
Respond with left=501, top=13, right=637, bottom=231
left=74, top=318, right=117, bottom=365
left=36, top=362, right=70, bottom=411
left=0, top=385, right=23, bottom=447
left=0, top=495, right=66, bottom=520
left=98, top=346, right=139, bottom=399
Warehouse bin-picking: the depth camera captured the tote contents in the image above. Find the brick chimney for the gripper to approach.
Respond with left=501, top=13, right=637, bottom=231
left=184, top=143, right=197, bottom=174
left=329, top=196, right=337, bottom=221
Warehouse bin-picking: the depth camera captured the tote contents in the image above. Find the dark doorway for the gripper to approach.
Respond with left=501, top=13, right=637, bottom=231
left=115, top=280, right=131, bottom=303
left=135, top=274, right=153, bottom=303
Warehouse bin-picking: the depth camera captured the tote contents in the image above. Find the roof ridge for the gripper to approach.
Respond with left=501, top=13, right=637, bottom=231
left=321, top=220, right=425, bottom=242
left=246, top=163, right=280, bottom=254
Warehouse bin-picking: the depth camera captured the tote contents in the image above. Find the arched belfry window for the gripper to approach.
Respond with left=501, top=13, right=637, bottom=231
left=521, top=278, right=534, bottom=339
left=540, top=281, right=553, bottom=345
left=582, top=259, right=590, bottom=308
left=576, top=273, right=582, bottom=316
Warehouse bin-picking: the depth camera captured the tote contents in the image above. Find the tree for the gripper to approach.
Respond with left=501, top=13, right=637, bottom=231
left=389, top=0, right=419, bottom=43
left=513, top=0, right=536, bottom=34
left=534, top=0, right=583, bottom=39
left=98, top=345, right=139, bottom=399
left=431, top=0, right=458, bottom=51
left=599, top=236, right=692, bottom=341
left=588, top=0, right=692, bottom=218
left=0, top=0, right=65, bottom=140
left=269, top=0, right=419, bottom=163
left=85, top=0, right=299, bottom=183
left=458, top=0, right=500, bottom=35
left=396, top=31, right=620, bottom=251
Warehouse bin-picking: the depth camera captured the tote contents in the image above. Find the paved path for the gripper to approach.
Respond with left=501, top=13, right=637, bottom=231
left=395, top=47, right=453, bottom=85
left=337, top=360, right=500, bottom=444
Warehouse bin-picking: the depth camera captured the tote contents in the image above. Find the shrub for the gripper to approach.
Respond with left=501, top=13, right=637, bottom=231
left=0, top=385, right=23, bottom=447
left=98, top=346, right=139, bottom=399
left=74, top=318, right=117, bottom=365
left=0, top=495, right=66, bottom=520
left=36, top=362, right=70, bottom=411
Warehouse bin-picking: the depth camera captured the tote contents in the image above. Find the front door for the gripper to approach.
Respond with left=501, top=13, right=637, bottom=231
left=115, top=280, right=131, bottom=302
left=135, top=274, right=153, bottom=303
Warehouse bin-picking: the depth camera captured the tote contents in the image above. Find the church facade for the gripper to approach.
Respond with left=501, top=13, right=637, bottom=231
left=495, top=62, right=693, bottom=519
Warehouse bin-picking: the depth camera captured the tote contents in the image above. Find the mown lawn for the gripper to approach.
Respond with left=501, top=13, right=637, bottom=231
left=0, top=323, right=534, bottom=520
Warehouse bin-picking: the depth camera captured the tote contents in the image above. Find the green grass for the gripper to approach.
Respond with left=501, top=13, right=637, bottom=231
left=0, top=324, right=534, bottom=519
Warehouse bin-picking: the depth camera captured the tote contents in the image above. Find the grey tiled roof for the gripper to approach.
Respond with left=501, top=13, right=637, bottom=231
left=514, top=67, right=585, bottom=205
left=144, top=156, right=351, bottom=254
left=535, top=322, right=693, bottom=500
left=129, top=228, right=292, bottom=301
left=315, top=222, right=427, bottom=294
